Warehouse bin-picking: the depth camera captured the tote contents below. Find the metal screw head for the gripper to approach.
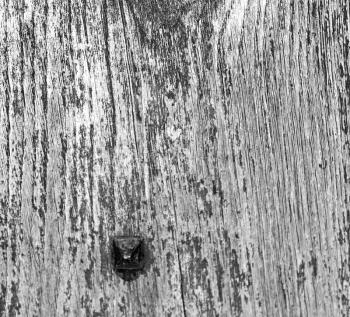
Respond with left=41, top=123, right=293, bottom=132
left=113, top=236, right=146, bottom=271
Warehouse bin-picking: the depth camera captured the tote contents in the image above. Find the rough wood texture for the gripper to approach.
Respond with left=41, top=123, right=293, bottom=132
left=0, top=0, right=349, bottom=316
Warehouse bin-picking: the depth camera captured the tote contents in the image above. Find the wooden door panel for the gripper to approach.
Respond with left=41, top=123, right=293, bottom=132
left=0, top=0, right=349, bottom=316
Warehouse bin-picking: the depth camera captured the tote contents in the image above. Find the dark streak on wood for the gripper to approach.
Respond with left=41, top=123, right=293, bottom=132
left=0, top=0, right=10, bottom=313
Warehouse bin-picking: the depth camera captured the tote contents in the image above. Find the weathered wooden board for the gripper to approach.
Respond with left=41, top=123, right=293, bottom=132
left=0, top=0, right=349, bottom=316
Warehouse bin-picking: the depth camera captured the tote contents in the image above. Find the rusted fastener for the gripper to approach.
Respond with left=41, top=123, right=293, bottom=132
left=112, top=236, right=147, bottom=280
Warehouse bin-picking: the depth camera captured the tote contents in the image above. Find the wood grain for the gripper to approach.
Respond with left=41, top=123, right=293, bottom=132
left=0, top=0, right=349, bottom=316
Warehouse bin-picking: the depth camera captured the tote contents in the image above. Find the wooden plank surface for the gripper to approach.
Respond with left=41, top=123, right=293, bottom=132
left=0, top=0, right=349, bottom=316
